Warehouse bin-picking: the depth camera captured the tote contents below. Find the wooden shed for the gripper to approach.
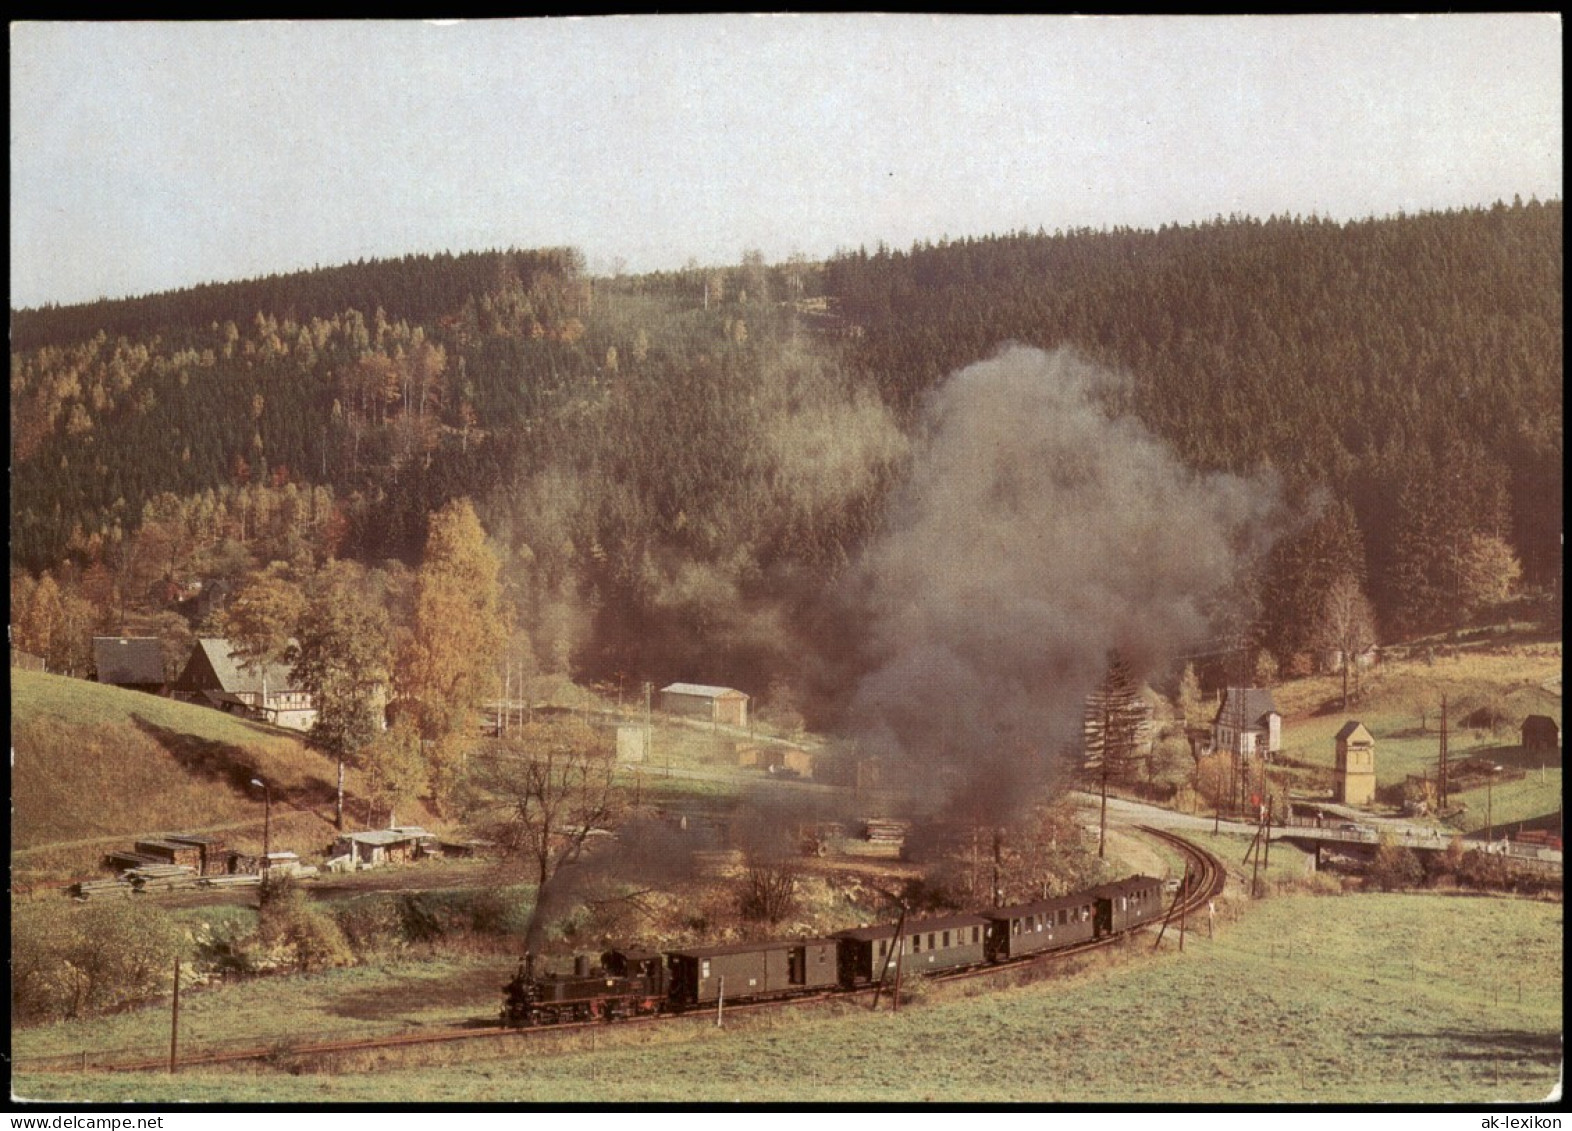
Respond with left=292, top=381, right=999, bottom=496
left=660, top=683, right=749, bottom=728
left=1522, top=715, right=1560, bottom=753
left=93, top=637, right=167, bottom=694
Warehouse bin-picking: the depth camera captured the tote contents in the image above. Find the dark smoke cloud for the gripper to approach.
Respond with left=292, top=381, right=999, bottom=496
left=834, top=345, right=1284, bottom=823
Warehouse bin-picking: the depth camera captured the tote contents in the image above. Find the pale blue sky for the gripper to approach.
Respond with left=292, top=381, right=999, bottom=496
left=10, top=15, right=1563, bottom=309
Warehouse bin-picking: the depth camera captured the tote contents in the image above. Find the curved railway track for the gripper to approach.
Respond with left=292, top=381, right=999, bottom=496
left=21, top=827, right=1227, bottom=1075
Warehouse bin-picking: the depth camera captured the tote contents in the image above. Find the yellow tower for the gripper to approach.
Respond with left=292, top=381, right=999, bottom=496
left=1334, top=721, right=1376, bottom=806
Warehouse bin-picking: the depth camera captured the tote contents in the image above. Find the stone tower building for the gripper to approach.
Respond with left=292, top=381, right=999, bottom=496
left=1334, top=721, right=1376, bottom=806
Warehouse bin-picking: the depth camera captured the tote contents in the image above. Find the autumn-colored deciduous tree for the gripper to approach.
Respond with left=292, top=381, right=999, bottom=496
left=359, top=719, right=428, bottom=828
left=396, top=499, right=507, bottom=800
left=293, top=559, right=392, bottom=828
left=221, top=562, right=306, bottom=694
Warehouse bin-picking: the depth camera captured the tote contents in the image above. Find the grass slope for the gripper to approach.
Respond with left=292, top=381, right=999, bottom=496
left=1273, top=636, right=1561, bottom=834
left=10, top=669, right=369, bottom=883
left=13, top=891, right=1561, bottom=1104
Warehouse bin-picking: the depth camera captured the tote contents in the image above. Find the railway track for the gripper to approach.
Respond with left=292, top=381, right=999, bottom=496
left=20, top=827, right=1228, bottom=1075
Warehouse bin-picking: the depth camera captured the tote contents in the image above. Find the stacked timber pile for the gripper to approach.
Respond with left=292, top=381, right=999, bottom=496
left=861, top=818, right=909, bottom=844
left=198, top=873, right=262, bottom=889
left=124, top=863, right=198, bottom=893
left=105, top=850, right=166, bottom=871
left=72, top=878, right=134, bottom=901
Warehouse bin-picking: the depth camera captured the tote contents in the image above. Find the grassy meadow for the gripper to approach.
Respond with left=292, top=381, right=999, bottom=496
left=1272, top=635, right=1561, bottom=834
left=13, top=891, right=1560, bottom=1104
left=9, top=670, right=380, bottom=885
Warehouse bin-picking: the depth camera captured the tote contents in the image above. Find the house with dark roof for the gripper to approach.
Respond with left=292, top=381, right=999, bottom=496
left=93, top=637, right=168, bottom=695
left=660, top=682, right=750, bottom=727
left=1211, top=687, right=1282, bottom=759
left=171, top=638, right=316, bottom=731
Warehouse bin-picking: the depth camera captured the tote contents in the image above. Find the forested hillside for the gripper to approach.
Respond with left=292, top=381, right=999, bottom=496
left=10, top=202, right=1561, bottom=718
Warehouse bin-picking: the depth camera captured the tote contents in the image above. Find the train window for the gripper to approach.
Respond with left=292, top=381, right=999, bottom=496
left=1012, top=921, right=1020, bottom=936
left=943, top=931, right=950, bottom=948
left=912, top=934, right=921, bottom=952
left=1058, top=909, right=1067, bottom=926
left=927, top=933, right=936, bottom=950
left=701, top=961, right=711, bottom=978
left=878, top=941, right=886, bottom=958
left=972, top=926, right=980, bottom=944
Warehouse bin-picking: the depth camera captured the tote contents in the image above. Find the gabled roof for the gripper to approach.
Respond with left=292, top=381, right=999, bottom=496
left=1335, top=720, right=1373, bottom=742
left=192, top=638, right=300, bottom=695
left=661, top=682, right=748, bottom=700
left=1213, top=687, right=1280, bottom=728
left=93, top=637, right=165, bottom=685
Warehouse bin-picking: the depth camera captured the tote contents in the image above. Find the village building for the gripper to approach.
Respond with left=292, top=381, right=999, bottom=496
left=1521, top=714, right=1560, bottom=754
left=1211, top=688, right=1282, bottom=760
left=330, top=826, right=434, bottom=868
left=1334, top=721, right=1377, bottom=806
left=93, top=636, right=168, bottom=695
left=171, top=638, right=316, bottom=731
left=659, top=682, right=750, bottom=728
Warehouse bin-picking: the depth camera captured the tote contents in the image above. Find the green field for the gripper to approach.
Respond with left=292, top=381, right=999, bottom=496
left=14, top=891, right=1560, bottom=1104
left=1274, top=639, right=1561, bottom=836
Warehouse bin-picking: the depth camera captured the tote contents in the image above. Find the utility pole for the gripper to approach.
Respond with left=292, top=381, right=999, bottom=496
left=1098, top=700, right=1110, bottom=859
left=168, top=955, right=180, bottom=1074
left=1438, top=695, right=1450, bottom=812
left=870, top=906, right=907, bottom=1012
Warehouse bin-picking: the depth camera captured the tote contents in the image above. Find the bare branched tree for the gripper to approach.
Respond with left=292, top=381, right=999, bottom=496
left=1315, top=573, right=1378, bottom=710
left=466, top=716, right=621, bottom=943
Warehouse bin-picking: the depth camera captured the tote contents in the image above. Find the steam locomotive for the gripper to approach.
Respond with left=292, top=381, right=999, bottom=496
left=501, top=874, right=1165, bottom=1026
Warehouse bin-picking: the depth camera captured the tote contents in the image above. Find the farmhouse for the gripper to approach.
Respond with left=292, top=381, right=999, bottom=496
left=660, top=682, right=749, bottom=728
left=171, top=638, right=316, bottom=731
left=1334, top=721, right=1377, bottom=806
left=93, top=636, right=167, bottom=695
left=1212, top=687, right=1282, bottom=760
left=1521, top=714, right=1559, bottom=754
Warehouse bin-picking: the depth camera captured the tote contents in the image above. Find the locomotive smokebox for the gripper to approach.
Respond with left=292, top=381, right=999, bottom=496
left=575, top=955, right=589, bottom=977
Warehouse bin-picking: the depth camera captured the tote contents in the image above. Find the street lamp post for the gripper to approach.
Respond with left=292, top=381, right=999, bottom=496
left=250, top=778, right=272, bottom=865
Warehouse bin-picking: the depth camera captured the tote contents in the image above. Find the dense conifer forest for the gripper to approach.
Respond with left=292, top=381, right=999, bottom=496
left=10, top=201, right=1561, bottom=708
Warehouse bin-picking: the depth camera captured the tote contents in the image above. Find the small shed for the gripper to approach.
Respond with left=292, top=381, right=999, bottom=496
left=616, top=725, right=648, bottom=763
left=782, top=748, right=815, bottom=778
left=660, top=683, right=749, bottom=728
left=94, top=637, right=167, bottom=694
left=1522, top=715, right=1559, bottom=754
left=1334, top=721, right=1376, bottom=806
left=331, top=827, right=433, bottom=867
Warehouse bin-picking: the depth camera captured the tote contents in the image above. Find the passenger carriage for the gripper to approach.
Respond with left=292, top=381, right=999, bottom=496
left=983, top=891, right=1097, bottom=962
left=1089, top=875, right=1164, bottom=937
left=834, top=912, right=991, bottom=987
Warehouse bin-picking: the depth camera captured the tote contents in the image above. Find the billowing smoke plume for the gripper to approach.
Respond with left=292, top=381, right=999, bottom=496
left=832, top=345, right=1283, bottom=823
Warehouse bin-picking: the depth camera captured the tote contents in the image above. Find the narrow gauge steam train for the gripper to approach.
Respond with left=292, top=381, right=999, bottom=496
left=501, top=874, right=1165, bottom=1026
